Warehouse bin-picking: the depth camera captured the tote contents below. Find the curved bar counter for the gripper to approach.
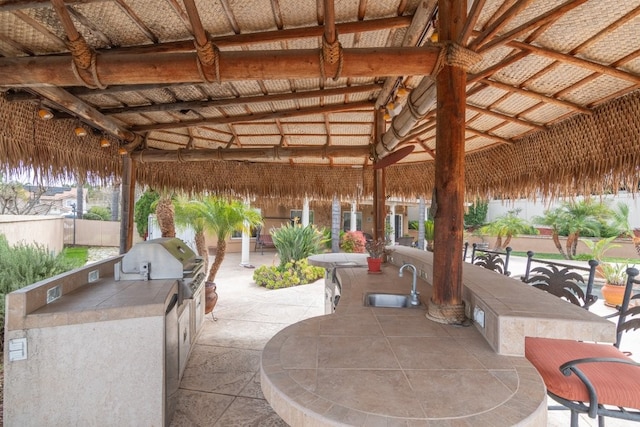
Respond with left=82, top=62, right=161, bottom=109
left=261, top=248, right=615, bottom=426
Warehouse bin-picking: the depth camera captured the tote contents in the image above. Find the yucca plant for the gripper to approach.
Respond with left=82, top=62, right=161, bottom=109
left=271, top=223, right=326, bottom=267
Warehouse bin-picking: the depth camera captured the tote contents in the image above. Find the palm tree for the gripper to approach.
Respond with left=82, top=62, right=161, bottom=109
left=562, top=200, right=607, bottom=259
left=173, top=195, right=208, bottom=273
left=610, top=202, right=640, bottom=257
left=533, top=207, right=567, bottom=258
left=193, top=196, right=262, bottom=283
left=155, top=191, right=176, bottom=238
left=480, top=210, right=535, bottom=250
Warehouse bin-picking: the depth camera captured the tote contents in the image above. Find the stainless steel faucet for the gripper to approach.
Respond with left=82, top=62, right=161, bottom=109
left=399, top=263, right=420, bottom=306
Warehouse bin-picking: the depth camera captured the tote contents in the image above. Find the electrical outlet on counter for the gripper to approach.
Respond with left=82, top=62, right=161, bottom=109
left=473, top=306, right=485, bottom=328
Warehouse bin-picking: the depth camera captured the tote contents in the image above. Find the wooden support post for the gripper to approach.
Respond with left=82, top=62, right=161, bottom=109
left=119, top=156, right=135, bottom=254
left=428, top=0, right=467, bottom=324
left=373, top=108, right=386, bottom=241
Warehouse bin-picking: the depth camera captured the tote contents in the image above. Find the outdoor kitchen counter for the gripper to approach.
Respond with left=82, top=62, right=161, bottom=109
left=262, top=249, right=616, bottom=426
left=22, top=277, right=178, bottom=329
left=261, top=262, right=549, bottom=426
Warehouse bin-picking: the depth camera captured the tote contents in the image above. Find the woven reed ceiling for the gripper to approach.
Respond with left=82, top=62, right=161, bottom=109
left=0, top=0, right=639, bottom=199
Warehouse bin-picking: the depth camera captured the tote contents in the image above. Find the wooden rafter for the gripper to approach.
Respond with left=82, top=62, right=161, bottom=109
left=31, top=86, right=140, bottom=144
left=510, top=41, right=640, bottom=85
left=113, top=0, right=158, bottom=43
left=130, top=101, right=374, bottom=132
left=129, top=145, right=371, bottom=163
left=465, top=127, right=513, bottom=146
left=66, top=6, right=112, bottom=46
left=476, top=0, right=589, bottom=54
left=459, top=0, right=486, bottom=46
left=480, top=79, right=592, bottom=114
left=11, top=10, right=66, bottom=49
left=101, top=84, right=381, bottom=115
left=466, top=104, right=545, bottom=131
left=468, top=0, right=535, bottom=51
left=103, top=15, right=412, bottom=56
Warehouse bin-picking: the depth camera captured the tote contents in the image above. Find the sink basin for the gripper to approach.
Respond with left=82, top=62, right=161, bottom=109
left=364, top=293, right=422, bottom=308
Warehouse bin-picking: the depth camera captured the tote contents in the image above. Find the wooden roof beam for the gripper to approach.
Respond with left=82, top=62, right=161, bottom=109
left=130, top=145, right=371, bottom=163
left=113, top=0, right=158, bottom=44
left=480, top=79, right=592, bottom=114
left=476, top=0, right=590, bottom=54
left=0, top=47, right=440, bottom=87
left=0, top=0, right=99, bottom=12
left=466, top=104, right=546, bottom=131
left=109, top=16, right=412, bottom=56
left=509, top=40, right=640, bottom=85
left=31, top=86, right=141, bottom=145
left=465, top=127, right=513, bottom=145
left=101, top=84, right=381, bottom=115
left=375, top=0, right=437, bottom=109
left=468, top=0, right=535, bottom=51
left=130, top=101, right=374, bottom=132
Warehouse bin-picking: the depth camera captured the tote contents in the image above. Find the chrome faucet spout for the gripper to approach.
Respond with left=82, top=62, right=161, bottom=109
left=399, top=263, right=420, bottom=306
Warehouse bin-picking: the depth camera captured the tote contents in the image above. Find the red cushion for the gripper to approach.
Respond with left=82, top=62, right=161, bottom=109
left=525, top=337, right=640, bottom=410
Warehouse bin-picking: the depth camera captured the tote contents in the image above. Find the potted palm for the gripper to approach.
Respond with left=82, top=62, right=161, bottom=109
left=365, top=238, right=386, bottom=273
left=600, top=262, right=633, bottom=307
left=425, top=219, right=435, bottom=251
left=192, top=196, right=262, bottom=314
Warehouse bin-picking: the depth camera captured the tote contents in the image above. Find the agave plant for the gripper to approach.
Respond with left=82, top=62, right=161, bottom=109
left=270, top=222, right=326, bottom=267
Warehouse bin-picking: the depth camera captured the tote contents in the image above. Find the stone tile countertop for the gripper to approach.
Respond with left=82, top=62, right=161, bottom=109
left=260, top=260, right=548, bottom=426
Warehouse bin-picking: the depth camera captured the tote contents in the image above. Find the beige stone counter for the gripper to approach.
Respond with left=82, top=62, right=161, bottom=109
left=261, top=249, right=617, bottom=426
left=5, top=255, right=177, bottom=330
left=386, top=247, right=615, bottom=356
left=261, top=262, right=548, bottom=426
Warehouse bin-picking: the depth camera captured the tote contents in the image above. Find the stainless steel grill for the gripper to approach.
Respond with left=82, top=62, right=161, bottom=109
left=115, top=237, right=206, bottom=301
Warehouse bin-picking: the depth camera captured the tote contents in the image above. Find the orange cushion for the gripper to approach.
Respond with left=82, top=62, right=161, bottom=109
left=525, top=337, right=640, bottom=410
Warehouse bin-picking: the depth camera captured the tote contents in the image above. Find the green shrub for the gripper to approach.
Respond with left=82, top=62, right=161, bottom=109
left=253, top=258, right=325, bottom=289
left=0, top=235, right=86, bottom=349
left=340, top=231, right=366, bottom=253
left=134, top=189, right=159, bottom=238
left=271, top=223, right=327, bottom=267
left=84, top=206, right=111, bottom=221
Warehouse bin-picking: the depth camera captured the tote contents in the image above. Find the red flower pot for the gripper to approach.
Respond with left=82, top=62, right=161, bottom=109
left=367, top=257, right=382, bottom=273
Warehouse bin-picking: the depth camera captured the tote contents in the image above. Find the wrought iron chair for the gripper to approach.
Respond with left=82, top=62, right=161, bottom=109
left=254, top=226, right=275, bottom=255
left=521, top=251, right=599, bottom=310
left=525, top=267, right=640, bottom=426
left=470, top=243, right=512, bottom=276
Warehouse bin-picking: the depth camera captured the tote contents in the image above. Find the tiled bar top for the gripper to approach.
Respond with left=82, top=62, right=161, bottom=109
left=387, top=247, right=615, bottom=356
left=261, top=249, right=616, bottom=426
left=6, top=257, right=177, bottom=330
left=262, top=263, right=548, bottom=425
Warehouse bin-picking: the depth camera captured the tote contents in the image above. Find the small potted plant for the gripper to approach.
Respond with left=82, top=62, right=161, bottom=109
left=365, top=238, right=386, bottom=273
left=600, top=262, right=633, bottom=307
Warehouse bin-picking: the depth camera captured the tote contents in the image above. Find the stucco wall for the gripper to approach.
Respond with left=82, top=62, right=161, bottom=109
left=0, top=215, right=64, bottom=253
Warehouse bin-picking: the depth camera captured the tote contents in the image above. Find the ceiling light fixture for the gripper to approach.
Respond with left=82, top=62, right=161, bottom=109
left=38, top=108, right=53, bottom=120
left=74, top=126, right=87, bottom=137
left=99, top=138, right=111, bottom=148
left=118, top=147, right=128, bottom=155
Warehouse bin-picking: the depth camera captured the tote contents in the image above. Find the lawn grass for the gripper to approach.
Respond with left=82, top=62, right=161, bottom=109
left=61, top=246, right=89, bottom=267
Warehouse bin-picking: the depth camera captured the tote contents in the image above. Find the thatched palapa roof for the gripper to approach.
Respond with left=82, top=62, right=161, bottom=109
left=0, top=0, right=639, bottom=200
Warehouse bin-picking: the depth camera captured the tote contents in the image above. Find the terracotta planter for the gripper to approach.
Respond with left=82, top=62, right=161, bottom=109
left=367, top=257, right=382, bottom=273
left=205, top=281, right=218, bottom=314
left=601, top=283, right=625, bottom=307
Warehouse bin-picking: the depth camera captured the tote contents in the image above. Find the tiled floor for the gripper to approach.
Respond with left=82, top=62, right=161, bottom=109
left=170, top=251, right=639, bottom=426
